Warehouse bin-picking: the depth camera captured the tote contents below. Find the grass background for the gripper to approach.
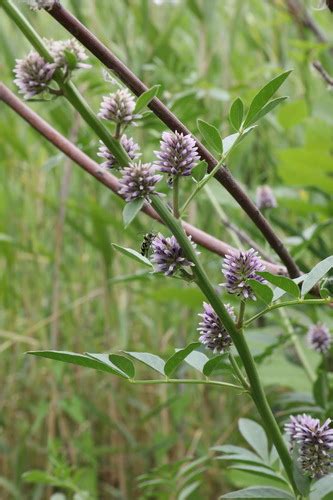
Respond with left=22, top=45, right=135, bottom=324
left=0, top=0, right=332, bottom=498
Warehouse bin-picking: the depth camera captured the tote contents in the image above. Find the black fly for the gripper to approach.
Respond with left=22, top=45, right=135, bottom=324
left=140, top=232, right=157, bottom=257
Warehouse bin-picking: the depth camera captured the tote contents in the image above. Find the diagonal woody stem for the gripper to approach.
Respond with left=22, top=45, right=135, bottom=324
left=44, top=1, right=301, bottom=279
left=0, top=82, right=285, bottom=275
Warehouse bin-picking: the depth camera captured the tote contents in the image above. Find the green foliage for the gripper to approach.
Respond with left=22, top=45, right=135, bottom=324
left=220, top=486, right=294, bottom=498
left=247, top=279, right=273, bottom=305
left=122, top=198, right=145, bottom=228
left=197, top=119, right=223, bottom=155
left=28, top=344, right=241, bottom=391
left=111, top=243, right=153, bottom=267
left=258, top=273, right=300, bottom=299
left=191, top=160, right=208, bottom=182
left=0, top=0, right=332, bottom=498
left=214, top=419, right=292, bottom=493
left=164, top=342, right=200, bottom=377
left=301, top=256, right=333, bottom=296
left=243, top=71, right=291, bottom=127
left=134, top=84, right=161, bottom=113
left=229, top=98, right=244, bottom=131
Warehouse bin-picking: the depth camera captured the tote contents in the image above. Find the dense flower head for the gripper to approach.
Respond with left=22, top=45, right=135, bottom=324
left=98, top=89, right=136, bottom=124
left=307, top=323, right=331, bottom=354
left=256, top=185, right=277, bottom=210
left=285, top=414, right=318, bottom=445
left=285, top=414, right=333, bottom=478
left=151, top=233, right=196, bottom=276
left=198, top=302, right=235, bottom=353
left=154, top=130, right=200, bottom=177
left=48, top=38, right=90, bottom=70
left=118, top=162, right=162, bottom=202
left=221, top=249, right=266, bottom=300
left=13, top=51, right=56, bottom=99
left=98, top=135, right=140, bottom=170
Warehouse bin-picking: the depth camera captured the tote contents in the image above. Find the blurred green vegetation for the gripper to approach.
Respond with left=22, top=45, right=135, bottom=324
left=0, top=0, right=332, bottom=498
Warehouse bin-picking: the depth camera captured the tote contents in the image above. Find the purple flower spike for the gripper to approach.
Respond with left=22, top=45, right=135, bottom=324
left=221, top=249, right=266, bottom=300
left=151, top=233, right=195, bottom=276
left=256, top=185, right=277, bottom=210
left=285, top=414, right=318, bottom=446
left=198, top=302, right=235, bottom=354
left=307, top=323, right=331, bottom=354
left=98, top=134, right=140, bottom=170
left=98, top=89, right=136, bottom=124
left=154, top=130, right=200, bottom=177
left=118, top=162, right=162, bottom=202
left=13, top=51, right=56, bottom=99
left=285, top=414, right=333, bottom=479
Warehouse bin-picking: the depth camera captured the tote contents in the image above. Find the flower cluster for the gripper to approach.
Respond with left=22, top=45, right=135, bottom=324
left=307, top=323, right=331, bottom=354
left=151, top=233, right=196, bottom=276
left=198, top=302, right=235, bottom=353
left=13, top=51, right=56, bottom=99
left=256, top=185, right=277, bottom=210
left=98, top=89, right=136, bottom=125
left=98, top=135, right=140, bottom=170
left=285, top=414, right=333, bottom=478
left=118, top=162, right=161, bottom=202
left=221, top=249, right=266, bottom=300
left=154, top=130, right=200, bottom=177
left=48, top=38, right=90, bottom=71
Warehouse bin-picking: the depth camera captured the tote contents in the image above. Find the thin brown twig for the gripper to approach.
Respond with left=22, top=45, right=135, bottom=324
left=284, top=0, right=333, bottom=58
left=0, top=82, right=286, bottom=276
left=313, top=60, right=333, bottom=87
left=45, top=2, right=301, bottom=278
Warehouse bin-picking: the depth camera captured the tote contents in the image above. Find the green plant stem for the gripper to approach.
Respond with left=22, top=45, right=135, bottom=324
left=129, top=378, right=242, bottom=390
left=2, top=3, right=298, bottom=492
left=279, top=309, right=316, bottom=383
left=114, top=123, right=121, bottom=140
left=150, top=196, right=298, bottom=496
left=244, top=298, right=331, bottom=327
left=228, top=353, right=250, bottom=391
left=173, top=175, right=180, bottom=218
left=180, top=156, right=224, bottom=215
left=237, top=300, right=246, bottom=329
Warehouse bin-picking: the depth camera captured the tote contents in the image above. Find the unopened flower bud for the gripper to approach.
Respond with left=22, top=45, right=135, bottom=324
left=256, top=185, right=277, bottom=210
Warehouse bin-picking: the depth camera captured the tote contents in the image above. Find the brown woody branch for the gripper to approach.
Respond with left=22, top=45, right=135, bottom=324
left=284, top=0, right=333, bottom=57
left=313, top=60, right=333, bottom=87
left=0, top=82, right=286, bottom=275
left=44, top=2, right=301, bottom=278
